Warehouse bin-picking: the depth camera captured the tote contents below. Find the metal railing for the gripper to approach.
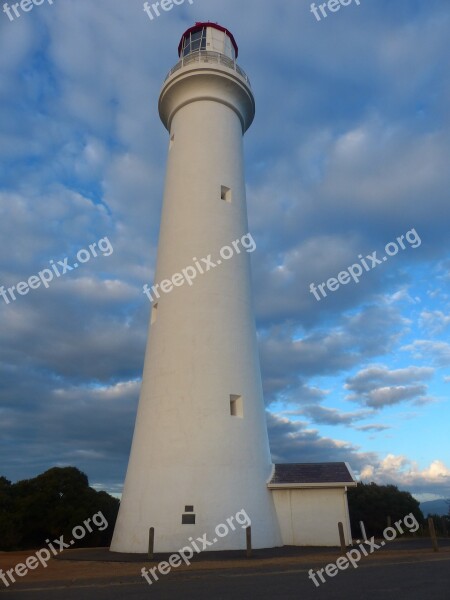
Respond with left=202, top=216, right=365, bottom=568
left=164, top=51, right=251, bottom=86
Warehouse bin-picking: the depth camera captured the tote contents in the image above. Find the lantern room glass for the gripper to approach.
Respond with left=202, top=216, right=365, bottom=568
left=182, top=28, right=207, bottom=57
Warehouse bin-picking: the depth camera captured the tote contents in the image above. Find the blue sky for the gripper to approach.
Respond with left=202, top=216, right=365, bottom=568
left=0, top=0, right=449, bottom=502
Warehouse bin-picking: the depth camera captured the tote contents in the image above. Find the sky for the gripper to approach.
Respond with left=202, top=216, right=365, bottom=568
left=0, top=0, right=449, bottom=503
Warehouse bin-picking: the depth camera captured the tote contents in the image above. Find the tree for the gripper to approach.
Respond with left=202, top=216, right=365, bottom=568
left=0, top=468, right=119, bottom=551
left=347, top=482, right=424, bottom=538
left=0, top=477, right=21, bottom=549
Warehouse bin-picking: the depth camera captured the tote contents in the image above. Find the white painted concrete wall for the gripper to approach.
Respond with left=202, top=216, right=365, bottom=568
left=110, top=29, right=281, bottom=553
left=272, top=488, right=353, bottom=546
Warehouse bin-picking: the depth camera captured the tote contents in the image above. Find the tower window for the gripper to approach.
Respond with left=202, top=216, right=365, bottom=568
left=230, top=394, right=243, bottom=417
left=182, top=504, right=195, bottom=524
left=221, top=186, right=232, bottom=202
left=182, top=513, right=196, bottom=525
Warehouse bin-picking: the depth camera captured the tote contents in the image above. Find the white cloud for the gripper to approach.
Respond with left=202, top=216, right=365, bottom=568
left=267, top=412, right=378, bottom=471
left=419, top=310, right=450, bottom=335
left=269, top=414, right=450, bottom=496
left=402, top=340, right=450, bottom=367
left=345, top=365, right=434, bottom=408
left=355, top=424, right=391, bottom=432
left=299, top=405, right=373, bottom=426
left=361, top=455, right=450, bottom=496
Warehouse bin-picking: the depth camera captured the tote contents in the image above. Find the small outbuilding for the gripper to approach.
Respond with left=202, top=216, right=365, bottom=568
left=268, top=462, right=357, bottom=547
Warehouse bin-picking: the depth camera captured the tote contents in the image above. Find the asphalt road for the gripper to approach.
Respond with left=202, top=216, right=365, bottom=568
left=2, top=555, right=449, bottom=600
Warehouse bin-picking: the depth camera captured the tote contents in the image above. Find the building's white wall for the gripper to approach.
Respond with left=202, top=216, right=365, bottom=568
left=272, top=488, right=353, bottom=547
left=206, top=28, right=236, bottom=59
left=110, top=58, right=281, bottom=554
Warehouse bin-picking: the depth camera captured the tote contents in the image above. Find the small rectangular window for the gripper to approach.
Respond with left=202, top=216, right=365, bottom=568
left=230, top=394, right=243, bottom=417
left=182, top=514, right=196, bottom=525
left=185, top=505, right=194, bottom=513
left=221, top=185, right=232, bottom=203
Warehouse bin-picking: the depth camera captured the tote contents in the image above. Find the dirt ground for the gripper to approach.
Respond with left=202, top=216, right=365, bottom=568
left=1, top=539, right=449, bottom=590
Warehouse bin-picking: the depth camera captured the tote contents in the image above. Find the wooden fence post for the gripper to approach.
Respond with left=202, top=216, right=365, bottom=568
left=338, top=522, right=346, bottom=553
left=148, top=527, right=155, bottom=560
left=359, top=521, right=368, bottom=542
left=428, top=517, right=439, bottom=552
left=246, top=526, right=252, bottom=558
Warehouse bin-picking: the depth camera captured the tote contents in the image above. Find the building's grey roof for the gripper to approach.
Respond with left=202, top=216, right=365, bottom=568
left=268, top=462, right=356, bottom=486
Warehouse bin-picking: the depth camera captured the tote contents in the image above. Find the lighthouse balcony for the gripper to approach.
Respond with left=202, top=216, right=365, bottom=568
left=164, top=50, right=251, bottom=86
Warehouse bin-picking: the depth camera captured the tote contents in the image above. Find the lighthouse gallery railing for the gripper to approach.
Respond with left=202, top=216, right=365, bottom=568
left=164, top=50, right=251, bottom=86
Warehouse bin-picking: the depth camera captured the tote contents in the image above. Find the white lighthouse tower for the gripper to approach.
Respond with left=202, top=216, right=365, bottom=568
left=111, top=22, right=282, bottom=553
